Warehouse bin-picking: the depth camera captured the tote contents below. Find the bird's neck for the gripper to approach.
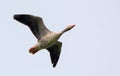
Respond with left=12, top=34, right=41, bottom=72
left=60, top=27, right=70, bottom=35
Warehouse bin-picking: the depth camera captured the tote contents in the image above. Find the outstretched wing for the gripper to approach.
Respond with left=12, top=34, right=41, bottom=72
left=47, top=41, right=62, bottom=67
left=13, top=14, right=51, bottom=40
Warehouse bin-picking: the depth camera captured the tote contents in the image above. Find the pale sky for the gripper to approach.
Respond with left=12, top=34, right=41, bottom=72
left=0, top=0, right=120, bottom=76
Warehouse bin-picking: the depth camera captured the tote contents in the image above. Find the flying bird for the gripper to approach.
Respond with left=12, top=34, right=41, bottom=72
left=13, top=14, right=75, bottom=67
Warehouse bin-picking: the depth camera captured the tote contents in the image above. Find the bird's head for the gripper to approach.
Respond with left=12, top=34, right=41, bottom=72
left=62, top=24, right=75, bottom=33
left=66, top=24, right=75, bottom=31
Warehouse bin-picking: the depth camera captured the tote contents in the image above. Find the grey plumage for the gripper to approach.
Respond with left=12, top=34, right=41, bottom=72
left=14, top=14, right=75, bottom=67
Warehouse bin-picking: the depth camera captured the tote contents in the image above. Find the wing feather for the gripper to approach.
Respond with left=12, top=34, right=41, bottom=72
left=14, top=14, right=50, bottom=40
left=47, top=41, right=62, bottom=67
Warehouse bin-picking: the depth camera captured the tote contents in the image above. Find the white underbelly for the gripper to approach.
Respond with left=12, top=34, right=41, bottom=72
left=38, top=33, right=60, bottom=49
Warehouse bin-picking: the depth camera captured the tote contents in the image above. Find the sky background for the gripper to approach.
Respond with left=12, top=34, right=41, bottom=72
left=0, top=0, right=120, bottom=76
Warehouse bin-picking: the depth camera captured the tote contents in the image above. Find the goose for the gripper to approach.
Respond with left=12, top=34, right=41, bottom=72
left=13, top=14, right=75, bottom=67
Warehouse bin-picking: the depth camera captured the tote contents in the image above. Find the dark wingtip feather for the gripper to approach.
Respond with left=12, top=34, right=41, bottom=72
left=13, top=14, right=20, bottom=20
left=47, top=41, right=62, bottom=68
left=53, top=55, right=60, bottom=67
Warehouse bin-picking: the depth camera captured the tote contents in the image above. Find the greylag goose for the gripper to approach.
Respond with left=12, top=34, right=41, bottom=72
left=13, top=14, right=75, bottom=67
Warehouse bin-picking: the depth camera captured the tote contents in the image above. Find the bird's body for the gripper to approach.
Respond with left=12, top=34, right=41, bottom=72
left=31, top=32, right=61, bottom=53
left=14, top=14, right=75, bottom=67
